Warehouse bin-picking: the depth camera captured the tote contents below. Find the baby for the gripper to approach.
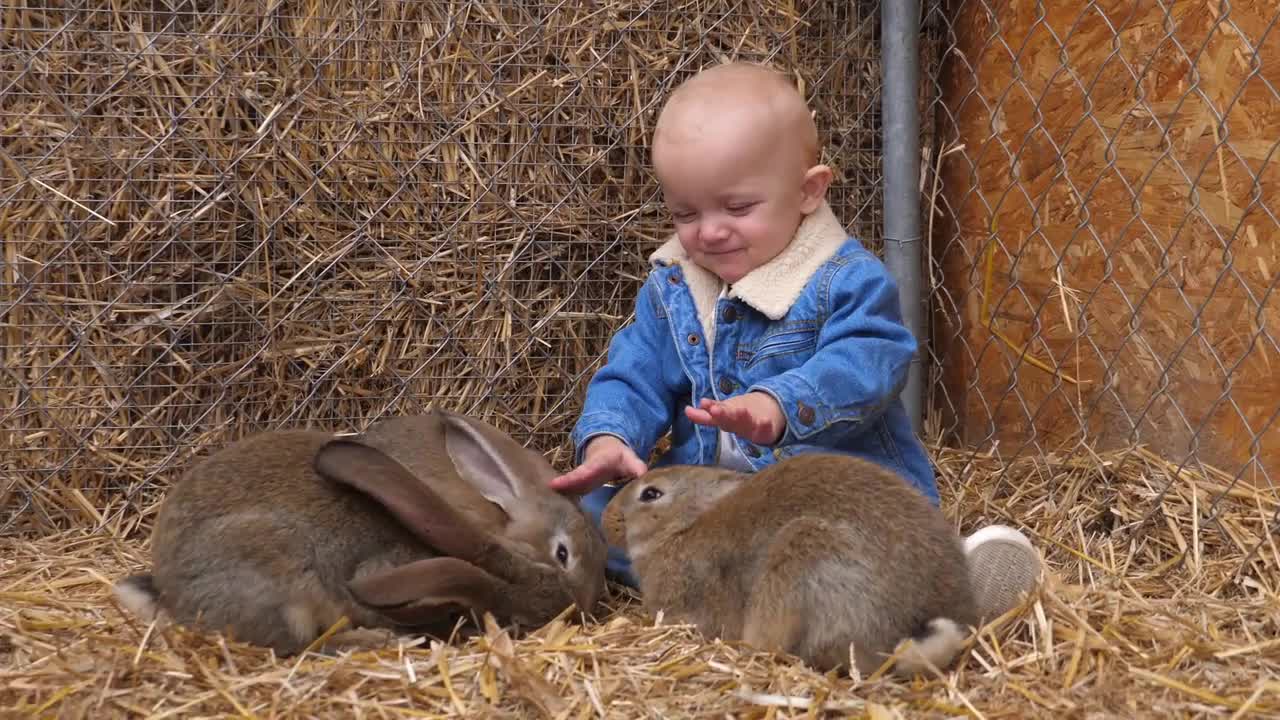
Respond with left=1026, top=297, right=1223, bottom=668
left=550, top=62, right=1040, bottom=623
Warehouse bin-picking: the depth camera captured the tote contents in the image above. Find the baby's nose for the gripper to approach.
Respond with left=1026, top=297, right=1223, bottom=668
left=700, top=219, right=732, bottom=243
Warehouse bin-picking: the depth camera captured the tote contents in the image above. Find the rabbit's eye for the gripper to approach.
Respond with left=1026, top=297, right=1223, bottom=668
left=555, top=543, right=569, bottom=565
left=639, top=486, right=663, bottom=502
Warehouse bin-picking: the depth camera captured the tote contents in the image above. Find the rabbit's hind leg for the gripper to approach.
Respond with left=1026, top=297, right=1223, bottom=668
left=153, top=514, right=348, bottom=657
left=163, top=563, right=342, bottom=656
left=740, top=517, right=872, bottom=673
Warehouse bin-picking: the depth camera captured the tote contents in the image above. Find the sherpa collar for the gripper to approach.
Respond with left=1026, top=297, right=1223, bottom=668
left=647, top=201, right=849, bottom=348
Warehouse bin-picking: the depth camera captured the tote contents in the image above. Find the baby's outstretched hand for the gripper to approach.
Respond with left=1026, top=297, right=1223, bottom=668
left=548, top=436, right=647, bottom=494
left=685, top=392, right=786, bottom=445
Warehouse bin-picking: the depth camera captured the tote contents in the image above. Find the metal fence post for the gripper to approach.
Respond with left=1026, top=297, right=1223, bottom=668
left=881, top=0, right=925, bottom=436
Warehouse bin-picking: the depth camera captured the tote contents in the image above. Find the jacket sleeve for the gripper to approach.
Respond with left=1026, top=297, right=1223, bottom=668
left=747, top=254, right=917, bottom=448
left=570, top=276, right=684, bottom=465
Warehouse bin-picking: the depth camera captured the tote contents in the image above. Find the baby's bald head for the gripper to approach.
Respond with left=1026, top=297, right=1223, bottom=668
left=653, top=62, right=820, bottom=171
left=647, top=61, right=835, bottom=283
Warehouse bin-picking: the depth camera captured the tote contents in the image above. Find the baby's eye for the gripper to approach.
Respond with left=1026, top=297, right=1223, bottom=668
left=726, top=203, right=756, bottom=215
left=671, top=211, right=696, bottom=223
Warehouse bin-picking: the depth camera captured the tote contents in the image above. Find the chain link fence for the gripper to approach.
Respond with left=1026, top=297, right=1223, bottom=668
left=921, top=1, right=1280, bottom=576
left=1, top=0, right=887, bottom=534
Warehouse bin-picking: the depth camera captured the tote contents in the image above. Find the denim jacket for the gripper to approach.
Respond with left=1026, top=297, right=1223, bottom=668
left=570, top=202, right=937, bottom=503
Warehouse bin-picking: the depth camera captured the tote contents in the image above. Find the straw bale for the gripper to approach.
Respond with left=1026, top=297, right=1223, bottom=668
left=2, top=0, right=886, bottom=534
left=929, top=1, right=1280, bottom=487
left=3, top=446, right=1279, bottom=718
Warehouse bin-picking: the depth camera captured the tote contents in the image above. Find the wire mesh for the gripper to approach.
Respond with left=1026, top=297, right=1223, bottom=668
left=921, top=0, right=1280, bottom=582
left=1, top=1, right=886, bottom=534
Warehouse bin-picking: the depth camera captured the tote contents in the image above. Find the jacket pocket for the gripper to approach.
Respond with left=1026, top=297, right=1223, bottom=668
left=740, top=324, right=817, bottom=369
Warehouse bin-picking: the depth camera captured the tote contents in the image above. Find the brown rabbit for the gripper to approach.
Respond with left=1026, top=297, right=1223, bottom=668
left=600, top=452, right=978, bottom=677
left=113, top=409, right=608, bottom=655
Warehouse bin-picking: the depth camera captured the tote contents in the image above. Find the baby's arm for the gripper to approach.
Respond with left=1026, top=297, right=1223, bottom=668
left=746, top=254, right=918, bottom=448
left=553, top=279, right=686, bottom=491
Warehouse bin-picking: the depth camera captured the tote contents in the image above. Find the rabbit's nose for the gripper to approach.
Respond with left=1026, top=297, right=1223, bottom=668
left=572, top=583, right=601, bottom=614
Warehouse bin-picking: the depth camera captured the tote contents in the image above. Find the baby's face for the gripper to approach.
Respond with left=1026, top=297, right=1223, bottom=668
left=654, top=130, right=812, bottom=284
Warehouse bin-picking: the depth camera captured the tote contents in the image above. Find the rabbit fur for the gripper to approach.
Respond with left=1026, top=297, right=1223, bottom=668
left=113, top=408, right=608, bottom=656
left=600, top=452, right=978, bottom=677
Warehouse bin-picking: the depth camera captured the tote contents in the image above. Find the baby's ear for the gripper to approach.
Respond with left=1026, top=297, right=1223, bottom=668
left=800, top=164, right=834, bottom=213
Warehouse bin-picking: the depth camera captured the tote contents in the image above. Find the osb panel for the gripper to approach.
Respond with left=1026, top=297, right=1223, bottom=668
left=932, top=0, right=1279, bottom=483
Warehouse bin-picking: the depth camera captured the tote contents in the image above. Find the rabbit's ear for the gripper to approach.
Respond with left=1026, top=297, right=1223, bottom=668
left=439, top=411, right=535, bottom=516
left=349, top=557, right=512, bottom=623
left=315, top=438, right=498, bottom=565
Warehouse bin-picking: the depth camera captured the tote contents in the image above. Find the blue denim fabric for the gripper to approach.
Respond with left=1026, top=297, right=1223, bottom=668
left=572, top=237, right=935, bottom=586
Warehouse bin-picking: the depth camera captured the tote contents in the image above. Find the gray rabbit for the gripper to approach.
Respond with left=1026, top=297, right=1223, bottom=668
left=113, top=408, right=608, bottom=655
left=601, top=452, right=978, bottom=677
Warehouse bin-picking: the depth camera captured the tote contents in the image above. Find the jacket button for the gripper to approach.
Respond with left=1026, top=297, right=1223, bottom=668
left=668, top=273, right=681, bottom=285
left=722, top=305, right=738, bottom=323
left=718, top=377, right=734, bottom=394
left=797, top=402, right=816, bottom=425
left=687, top=333, right=699, bottom=345
left=746, top=445, right=761, bottom=457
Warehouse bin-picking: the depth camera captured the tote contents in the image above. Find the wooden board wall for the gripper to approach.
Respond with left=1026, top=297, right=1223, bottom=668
left=930, top=0, right=1279, bottom=483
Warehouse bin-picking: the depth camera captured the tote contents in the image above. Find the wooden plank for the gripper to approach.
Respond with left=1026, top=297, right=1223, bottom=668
left=931, top=0, right=1280, bottom=483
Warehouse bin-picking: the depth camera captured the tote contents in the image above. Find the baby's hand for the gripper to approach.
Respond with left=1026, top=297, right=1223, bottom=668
left=685, top=392, right=786, bottom=445
left=548, top=436, right=647, bottom=494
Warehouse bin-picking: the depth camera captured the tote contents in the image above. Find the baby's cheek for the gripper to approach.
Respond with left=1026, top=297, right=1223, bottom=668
left=758, top=217, right=799, bottom=254
left=739, top=227, right=777, bottom=258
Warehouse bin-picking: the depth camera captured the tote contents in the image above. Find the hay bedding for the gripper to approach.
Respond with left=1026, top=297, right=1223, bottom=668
left=3, top=447, right=1278, bottom=719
